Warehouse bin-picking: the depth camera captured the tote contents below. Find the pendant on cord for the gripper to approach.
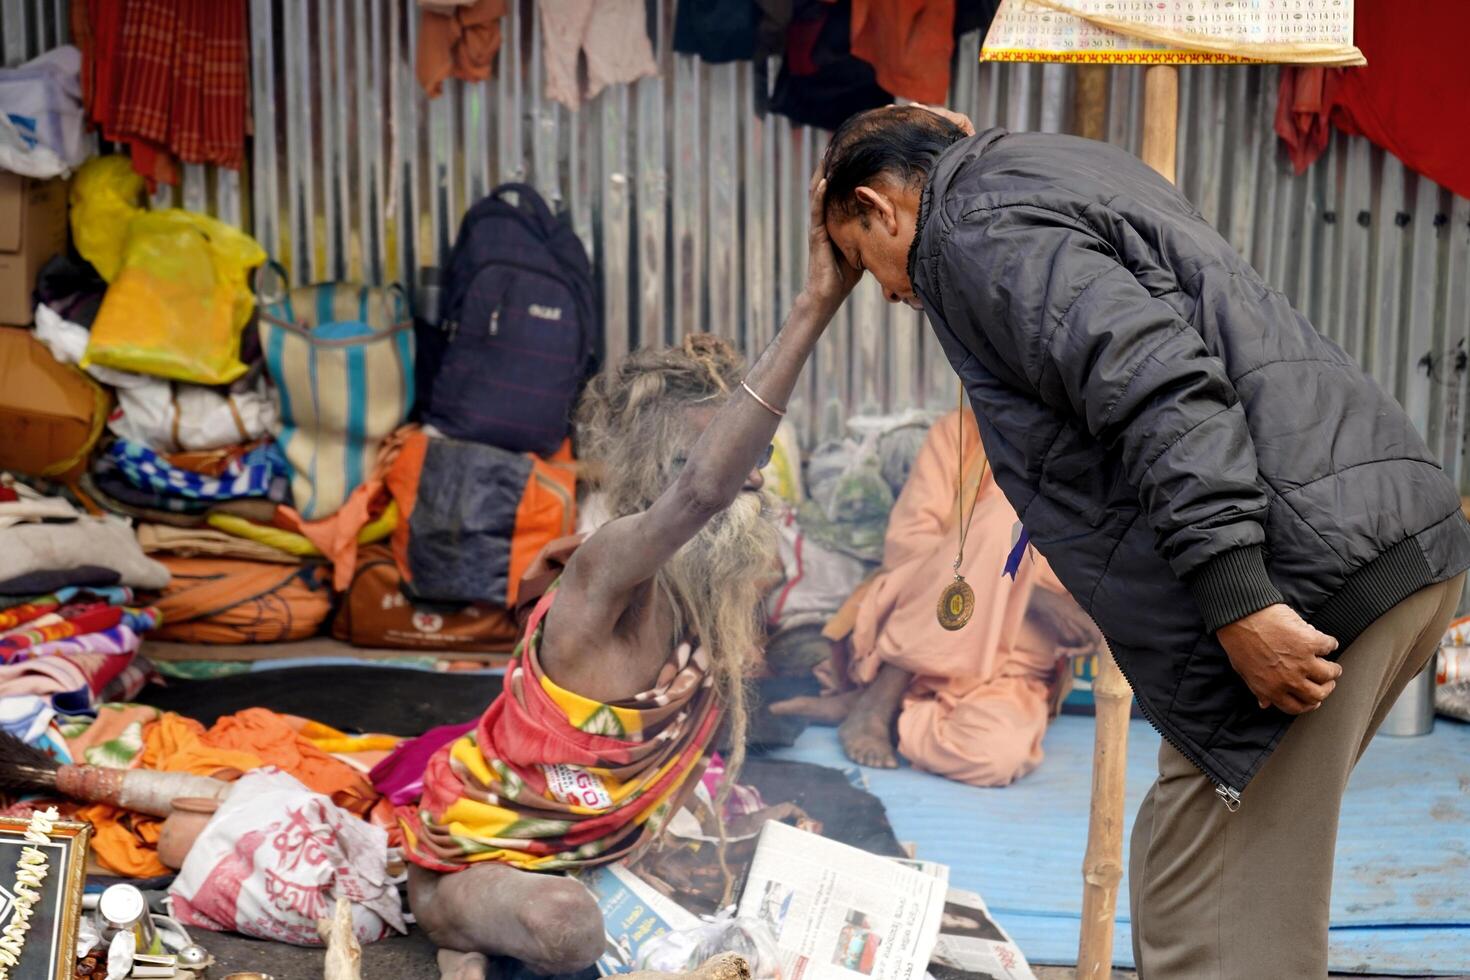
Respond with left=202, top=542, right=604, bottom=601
left=936, top=575, right=975, bottom=631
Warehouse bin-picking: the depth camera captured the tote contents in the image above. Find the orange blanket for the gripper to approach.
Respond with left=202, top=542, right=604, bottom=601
left=68, top=707, right=381, bottom=877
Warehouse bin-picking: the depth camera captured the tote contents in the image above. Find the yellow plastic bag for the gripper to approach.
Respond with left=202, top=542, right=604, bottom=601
left=69, top=156, right=146, bottom=282
left=84, top=209, right=267, bottom=385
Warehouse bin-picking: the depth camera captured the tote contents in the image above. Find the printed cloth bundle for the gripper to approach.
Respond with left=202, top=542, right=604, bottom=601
left=398, top=581, right=720, bottom=872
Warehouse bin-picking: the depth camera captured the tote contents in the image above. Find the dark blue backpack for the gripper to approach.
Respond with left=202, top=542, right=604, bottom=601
left=425, top=183, right=600, bottom=456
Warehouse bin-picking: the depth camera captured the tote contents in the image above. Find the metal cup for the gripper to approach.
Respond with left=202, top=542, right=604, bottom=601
left=1380, top=656, right=1437, bottom=737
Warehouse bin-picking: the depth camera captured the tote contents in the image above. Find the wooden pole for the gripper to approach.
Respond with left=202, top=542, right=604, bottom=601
left=1073, top=65, right=1109, bottom=142
left=1141, top=65, right=1180, bottom=184
left=1074, top=62, right=1178, bottom=980
left=1077, top=644, right=1133, bottom=979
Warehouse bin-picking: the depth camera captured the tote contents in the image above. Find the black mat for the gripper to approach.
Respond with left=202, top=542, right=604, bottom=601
left=135, top=665, right=823, bottom=746
left=135, top=666, right=503, bottom=735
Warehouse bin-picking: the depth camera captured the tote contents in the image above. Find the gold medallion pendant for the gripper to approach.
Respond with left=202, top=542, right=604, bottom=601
left=937, top=576, right=976, bottom=631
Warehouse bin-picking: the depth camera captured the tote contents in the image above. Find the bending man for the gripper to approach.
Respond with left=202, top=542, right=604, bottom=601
left=817, top=105, right=1470, bottom=977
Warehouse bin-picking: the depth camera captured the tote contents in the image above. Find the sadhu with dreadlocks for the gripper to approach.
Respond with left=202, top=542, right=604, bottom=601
left=399, top=172, right=857, bottom=980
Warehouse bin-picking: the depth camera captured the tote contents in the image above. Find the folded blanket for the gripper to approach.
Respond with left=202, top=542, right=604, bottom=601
left=0, top=519, right=169, bottom=591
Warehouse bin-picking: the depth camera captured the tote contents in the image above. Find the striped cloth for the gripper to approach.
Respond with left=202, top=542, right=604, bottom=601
left=260, top=283, right=415, bottom=521
left=106, top=440, right=290, bottom=503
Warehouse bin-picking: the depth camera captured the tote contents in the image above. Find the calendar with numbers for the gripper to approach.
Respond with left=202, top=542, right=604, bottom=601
left=982, top=0, right=1364, bottom=65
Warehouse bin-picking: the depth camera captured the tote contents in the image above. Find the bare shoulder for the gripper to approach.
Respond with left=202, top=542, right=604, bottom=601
left=538, top=514, right=660, bottom=694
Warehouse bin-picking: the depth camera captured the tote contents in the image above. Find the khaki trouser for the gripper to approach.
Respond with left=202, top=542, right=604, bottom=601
left=1129, top=574, right=1464, bottom=979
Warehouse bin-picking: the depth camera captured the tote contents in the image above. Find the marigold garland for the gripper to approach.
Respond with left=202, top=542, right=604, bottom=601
left=0, top=807, right=58, bottom=979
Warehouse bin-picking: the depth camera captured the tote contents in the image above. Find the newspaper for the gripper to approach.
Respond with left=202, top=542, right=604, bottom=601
left=582, top=863, right=701, bottom=975
left=927, top=888, right=1037, bottom=980
left=737, top=821, right=947, bottom=980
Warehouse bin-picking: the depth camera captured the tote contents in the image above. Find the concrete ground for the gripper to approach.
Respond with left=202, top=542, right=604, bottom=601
left=195, top=929, right=1464, bottom=979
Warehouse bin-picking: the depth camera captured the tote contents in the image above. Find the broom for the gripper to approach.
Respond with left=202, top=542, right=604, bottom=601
left=0, top=731, right=231, bottom=817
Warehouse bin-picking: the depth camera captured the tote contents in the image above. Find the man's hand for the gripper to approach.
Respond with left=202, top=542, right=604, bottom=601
left=1217, top=604, right=1342, bottom=714
left=801, top=170, right=861, bottom=317
left=910, top=103, right=977, bottom=136
left=1027, top=587, right=1102, bottom=658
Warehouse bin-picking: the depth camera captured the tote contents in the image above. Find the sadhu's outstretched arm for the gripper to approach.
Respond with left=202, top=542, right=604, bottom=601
left=567, top=173, right=859, bottom=622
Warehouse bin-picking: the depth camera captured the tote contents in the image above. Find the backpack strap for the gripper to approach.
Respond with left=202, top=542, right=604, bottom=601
left=489, top=182, right=559, bottom=237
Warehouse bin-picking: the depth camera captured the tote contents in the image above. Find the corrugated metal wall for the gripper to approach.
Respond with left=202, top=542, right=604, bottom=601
left=4, top=1, right=1469, bottom=482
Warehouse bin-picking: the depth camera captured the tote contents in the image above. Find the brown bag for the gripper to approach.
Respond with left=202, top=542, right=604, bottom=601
left=332, top=545, right=519, bottom=652
left=152, top=556, right=333, bottom=644
left=0, top=327, right=109, bottom=482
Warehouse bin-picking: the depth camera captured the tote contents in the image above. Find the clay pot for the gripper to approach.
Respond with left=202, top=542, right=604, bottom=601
left=157, top=796, right=220, bottom=871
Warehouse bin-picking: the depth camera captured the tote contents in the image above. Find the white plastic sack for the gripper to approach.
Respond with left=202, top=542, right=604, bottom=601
left=0, top=46, right=89, bottom=178
left=765, top=506, right=869, bottom=630
left=169, top=769, right=407, bottom=948
left=110, top=378, right=278, bottom=453
left=37, top=302, right=277, bottom=450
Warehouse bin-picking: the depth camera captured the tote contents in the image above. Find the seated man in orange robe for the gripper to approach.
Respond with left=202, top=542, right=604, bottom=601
left=774, top=409, right=1100, bottom=787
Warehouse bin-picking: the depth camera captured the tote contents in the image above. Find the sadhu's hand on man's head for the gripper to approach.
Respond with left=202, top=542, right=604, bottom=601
left=908, top=103, right=977, bottom=137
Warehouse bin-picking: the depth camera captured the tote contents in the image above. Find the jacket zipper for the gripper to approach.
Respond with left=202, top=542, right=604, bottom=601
left=1089, top=618, right=1244, bottom=812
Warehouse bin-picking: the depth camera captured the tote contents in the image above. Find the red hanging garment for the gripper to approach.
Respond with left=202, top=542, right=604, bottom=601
left=1276, top=0, right=1470, bottom=199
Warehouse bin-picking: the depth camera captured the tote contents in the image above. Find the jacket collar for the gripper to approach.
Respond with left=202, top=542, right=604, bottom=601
left=907, top=127, right=1010, bottom=292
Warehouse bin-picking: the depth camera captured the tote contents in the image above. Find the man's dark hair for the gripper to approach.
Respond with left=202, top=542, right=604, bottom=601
left=822, top=106, right=966, bottom=219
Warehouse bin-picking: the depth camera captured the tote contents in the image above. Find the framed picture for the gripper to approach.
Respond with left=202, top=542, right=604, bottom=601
left=0, top=815, right=91, bottom=980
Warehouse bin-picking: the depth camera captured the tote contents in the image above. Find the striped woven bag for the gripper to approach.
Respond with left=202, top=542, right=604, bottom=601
left=259, top=273, right=414, bottom=519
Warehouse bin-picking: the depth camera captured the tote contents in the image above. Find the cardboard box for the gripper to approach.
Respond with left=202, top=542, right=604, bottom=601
left=0, top=172, right=69, bottom=327
left=0, top=326, right=107, bottom=483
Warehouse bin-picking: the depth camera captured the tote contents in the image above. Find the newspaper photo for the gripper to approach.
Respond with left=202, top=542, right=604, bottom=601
left=582, top=863, right=701, bottom=975
left=737, top=821, right=947, bottom=980
left=927, top=887, right=1037, bottom=980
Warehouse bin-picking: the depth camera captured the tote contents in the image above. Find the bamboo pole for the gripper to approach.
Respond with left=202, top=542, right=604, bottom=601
left=1074, top=62, right=1178, bottom=980
left=1077, top=643, right=1133, bottom=979
left=1073, top=65, right=1109, bottom=142
left=1141, top=65, right=1180, bottom=184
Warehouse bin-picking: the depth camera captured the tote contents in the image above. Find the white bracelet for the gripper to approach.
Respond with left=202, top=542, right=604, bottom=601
left=740, top=381, right=786, bottom=418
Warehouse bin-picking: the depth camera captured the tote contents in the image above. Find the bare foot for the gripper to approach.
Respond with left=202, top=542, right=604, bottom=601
left=836, top=663, right=911, bottom=769
left=410, top=863, right=603, bottom=975
left=769, top=689, right=861, bottom=725
left=839, top=710, right=899, bottom=768
left=437, top=949, right=492, bottom=980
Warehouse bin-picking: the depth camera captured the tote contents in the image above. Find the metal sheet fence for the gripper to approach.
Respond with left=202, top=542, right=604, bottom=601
left=4, top=1, right=1468, bottom=483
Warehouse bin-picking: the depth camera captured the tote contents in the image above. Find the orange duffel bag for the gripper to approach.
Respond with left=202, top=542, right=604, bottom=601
left=331, top=545, right=519, bottom=653
left=151, top=556, right=332, bottom=644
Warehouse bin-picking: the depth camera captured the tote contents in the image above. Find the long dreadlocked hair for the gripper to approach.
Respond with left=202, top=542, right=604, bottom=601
left=574, top=335, right=775, bottom=820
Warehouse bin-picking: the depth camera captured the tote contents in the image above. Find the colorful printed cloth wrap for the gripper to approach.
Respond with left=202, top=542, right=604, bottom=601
left=106, top=439, right=290, bottom=502
left=399, top=583, right=721, bottom=872
left=0, top=587, right=134, bottom=631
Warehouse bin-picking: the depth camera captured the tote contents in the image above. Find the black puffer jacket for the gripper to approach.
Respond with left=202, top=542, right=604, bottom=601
left=910, top=129, right=1470, bottom=801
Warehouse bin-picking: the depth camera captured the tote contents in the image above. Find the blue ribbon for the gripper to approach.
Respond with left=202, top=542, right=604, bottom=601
left=1003, top=527, right=1031, bottom=579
